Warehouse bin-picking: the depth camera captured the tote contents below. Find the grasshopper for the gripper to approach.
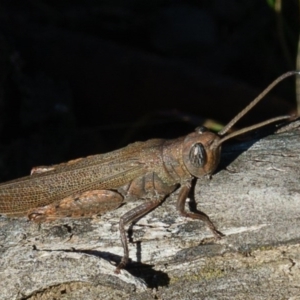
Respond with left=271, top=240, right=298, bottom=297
left=0, top=71, right=298, bottom=273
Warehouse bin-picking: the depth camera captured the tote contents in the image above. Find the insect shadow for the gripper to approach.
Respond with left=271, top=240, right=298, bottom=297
left=216, top=122, right=287, bottom=173
left=79, top=249, right=170, bottom=288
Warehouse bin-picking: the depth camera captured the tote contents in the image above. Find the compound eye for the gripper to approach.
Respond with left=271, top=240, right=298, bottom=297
left=195, top=126, right=208, bottom=134
left=189, top=143, right=207, bottom=167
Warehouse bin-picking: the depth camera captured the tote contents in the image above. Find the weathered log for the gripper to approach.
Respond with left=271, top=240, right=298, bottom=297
left=0, top=121, right=299, bottom=300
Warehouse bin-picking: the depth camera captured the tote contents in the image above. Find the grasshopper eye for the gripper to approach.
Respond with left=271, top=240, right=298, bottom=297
left=189, top=143, right=207, bottom=167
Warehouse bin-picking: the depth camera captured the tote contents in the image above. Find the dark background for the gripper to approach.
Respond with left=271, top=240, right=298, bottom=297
left=0, top=0, right=299, bottom=181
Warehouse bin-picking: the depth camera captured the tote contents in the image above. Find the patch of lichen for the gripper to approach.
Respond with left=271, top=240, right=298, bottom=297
left=170, top=263, right=225, bottom=284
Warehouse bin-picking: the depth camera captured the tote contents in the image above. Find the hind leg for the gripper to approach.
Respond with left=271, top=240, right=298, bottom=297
left=28, top=190, right=124, bottom=222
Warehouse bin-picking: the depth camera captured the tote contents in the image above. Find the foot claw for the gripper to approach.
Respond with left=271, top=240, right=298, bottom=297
left=213, top=229, right=225, bottom=240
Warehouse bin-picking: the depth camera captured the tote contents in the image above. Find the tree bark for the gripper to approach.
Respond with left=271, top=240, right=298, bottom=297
left=0, top=121, right=300, bottom=300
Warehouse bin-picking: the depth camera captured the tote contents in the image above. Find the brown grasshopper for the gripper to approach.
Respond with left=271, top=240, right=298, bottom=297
left=0, top=71, right=298, bottom=273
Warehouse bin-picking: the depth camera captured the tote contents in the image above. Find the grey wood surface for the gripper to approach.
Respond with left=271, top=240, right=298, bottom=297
left=0, top=121, right=300, bottom=300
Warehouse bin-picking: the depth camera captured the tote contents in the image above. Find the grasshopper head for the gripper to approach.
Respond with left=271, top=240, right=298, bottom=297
left=182, top=126, right=221, bottom=177
left=182, top=71, right=299, bottom=179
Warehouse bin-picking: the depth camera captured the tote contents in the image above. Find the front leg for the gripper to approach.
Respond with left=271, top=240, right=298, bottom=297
left=177, top=181, right=224, bottom=239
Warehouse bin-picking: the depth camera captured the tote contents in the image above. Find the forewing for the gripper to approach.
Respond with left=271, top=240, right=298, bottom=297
left=0, top=139, right=164, bottom=214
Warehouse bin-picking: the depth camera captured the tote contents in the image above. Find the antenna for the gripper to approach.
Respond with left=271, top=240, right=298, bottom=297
left=215, top=71, right=299, bottom=146
left=218, top=71, right=299, bottom=136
